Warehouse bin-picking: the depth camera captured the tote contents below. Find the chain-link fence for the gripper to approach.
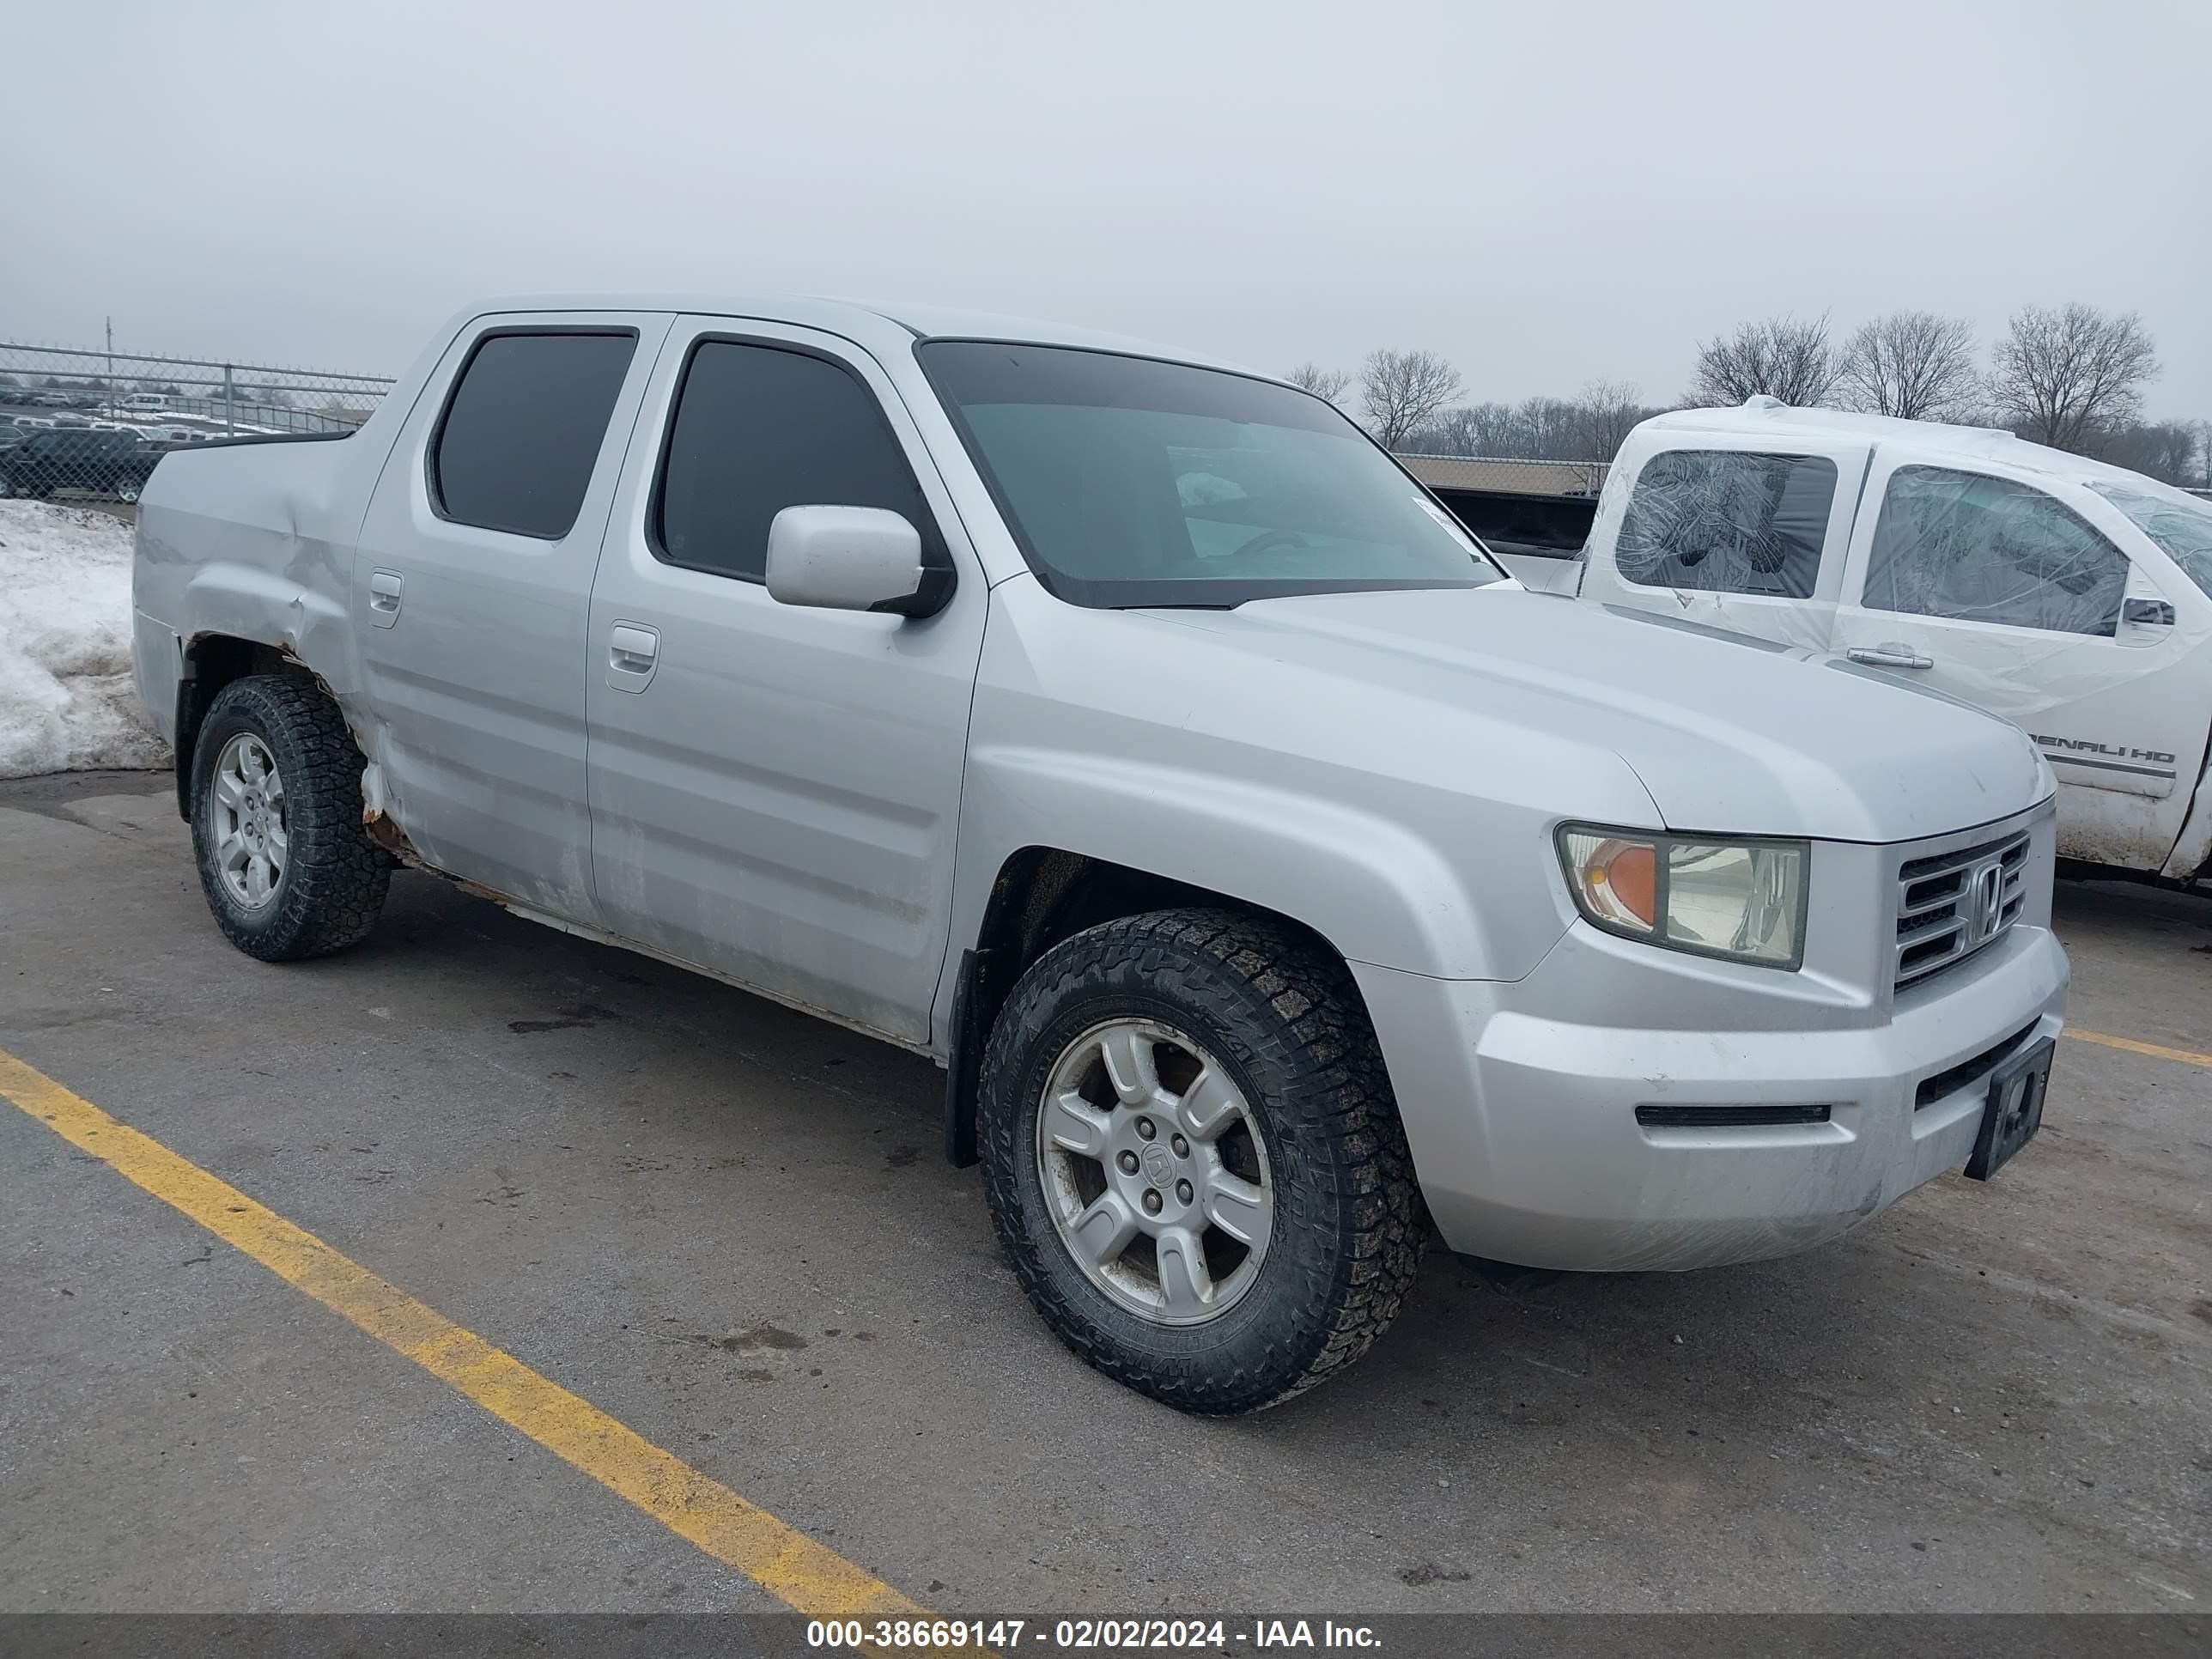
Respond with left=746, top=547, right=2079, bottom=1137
left=2, top=339, right=1624, bottom=514
left=1395, top=453, right=1611, bottom=497
left=0, top=341, right=393, bottom=503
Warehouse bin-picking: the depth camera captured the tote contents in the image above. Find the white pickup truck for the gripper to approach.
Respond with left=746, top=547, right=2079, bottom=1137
left=1547, top=404, right=2212, bottom=884
left=132, top=298, right=2069, bottom=1413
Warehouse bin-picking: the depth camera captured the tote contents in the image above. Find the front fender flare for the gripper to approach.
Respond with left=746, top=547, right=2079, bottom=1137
left=933, top=744, right=1578, bottom=1059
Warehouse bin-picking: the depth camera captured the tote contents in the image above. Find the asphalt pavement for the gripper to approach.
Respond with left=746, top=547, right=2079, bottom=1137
left=2, top=769, right=2207, bottom=1615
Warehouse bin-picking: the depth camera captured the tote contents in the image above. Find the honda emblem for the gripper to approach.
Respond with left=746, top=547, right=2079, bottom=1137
left=1966, top=857, right=2007, bottom=945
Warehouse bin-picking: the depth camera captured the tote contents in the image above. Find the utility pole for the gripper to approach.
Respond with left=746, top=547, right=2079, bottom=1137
left=105, top=316, right=114, bottom=410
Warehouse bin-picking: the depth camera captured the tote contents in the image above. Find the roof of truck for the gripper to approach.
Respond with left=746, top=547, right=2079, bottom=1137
left=457, top=293, right=1271, bottom=380
left=1641, top=398, right=2157, bottom=489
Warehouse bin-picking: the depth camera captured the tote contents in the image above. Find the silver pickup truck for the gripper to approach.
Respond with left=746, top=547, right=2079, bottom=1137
left=131, top=295, right=2071, bottom=1413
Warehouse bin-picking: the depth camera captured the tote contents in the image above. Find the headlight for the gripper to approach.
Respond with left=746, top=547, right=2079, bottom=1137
left=1556, top=825, right=1808, bottom=970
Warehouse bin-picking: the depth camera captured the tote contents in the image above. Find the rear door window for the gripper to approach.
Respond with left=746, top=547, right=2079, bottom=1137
left=430, top=331, right=637, bottom=539
left=651, top=339, right=939, bottom=582
left=1615, top=449, right=1838, bottom=598
left=1864, top=466, right=2128, bottom=635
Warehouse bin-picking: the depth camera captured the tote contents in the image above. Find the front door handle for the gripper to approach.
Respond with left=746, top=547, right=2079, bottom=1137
left=606, top=623, right=659, bottom=691
left=1848, top=642, right=1935, bottom=671
left=368, top=568, right=403, bottom=628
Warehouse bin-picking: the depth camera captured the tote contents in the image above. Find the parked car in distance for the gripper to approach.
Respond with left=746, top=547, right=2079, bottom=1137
left=131, top=297, right=2069, bottom=1413
left=27, top=389, right=101, bottom=410
left=1572, top=403, right=2212, bottom=885
left=0, top=427, right=163, bottom=502
left=121, top=392, right=169, bottom=412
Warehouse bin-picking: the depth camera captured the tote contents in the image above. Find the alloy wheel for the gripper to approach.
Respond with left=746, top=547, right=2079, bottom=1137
left=211, top=732, right=289, bottom=909
left=1035, top=1017, right=1274, bottom=1326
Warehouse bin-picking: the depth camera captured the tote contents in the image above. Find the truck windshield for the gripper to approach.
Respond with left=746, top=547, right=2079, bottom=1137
left=917, top=340, right=1503, bottom=608
left=2090, top=482, right=2212, bottom=599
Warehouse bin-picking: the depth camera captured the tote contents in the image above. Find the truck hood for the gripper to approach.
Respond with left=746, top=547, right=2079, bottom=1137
left=1146, top=586, right=2050, bottom=842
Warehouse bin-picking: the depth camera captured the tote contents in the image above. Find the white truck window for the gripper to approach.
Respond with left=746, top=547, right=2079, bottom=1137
left=430, top=331, right=637, bottom=540
left=1614, top=450, right=1837, bottom=599
left=1864, top=466, right=2127, bottom=636
left=2089, top=482, right=2212, bottom=599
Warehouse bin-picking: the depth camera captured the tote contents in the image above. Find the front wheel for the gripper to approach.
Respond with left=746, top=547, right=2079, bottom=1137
left=114, top=474, right=144, bottom=504
left=979, top=909, right=1425, bottom=1414
left=189, top=675, right=391, bottom=961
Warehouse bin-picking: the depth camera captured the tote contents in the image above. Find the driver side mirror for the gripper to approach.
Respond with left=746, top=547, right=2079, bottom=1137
left=764, top=505, right=953, bottom=618
left=2121, top=596, right=2175, bottom=629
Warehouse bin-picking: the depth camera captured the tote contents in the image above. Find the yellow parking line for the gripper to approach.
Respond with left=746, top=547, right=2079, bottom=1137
left=0, top=1047, right=970, bottom=1645
left=2068, top=1030, right=2212, bottom=1071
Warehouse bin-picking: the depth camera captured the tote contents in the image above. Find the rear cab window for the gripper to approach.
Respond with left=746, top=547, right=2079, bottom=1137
left=1615, top=449, right=1839, bottom=598
left=430, top=331, right=638, bottom=538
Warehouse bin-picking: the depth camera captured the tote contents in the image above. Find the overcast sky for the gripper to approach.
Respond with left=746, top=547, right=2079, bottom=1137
left=6, top=1, right=2207, bottom=416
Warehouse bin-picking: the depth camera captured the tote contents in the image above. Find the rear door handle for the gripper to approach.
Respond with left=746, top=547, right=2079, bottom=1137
left=1847, top=642, right=1935, bottom=670
left=607, top=622, right=659, bottom=691
left=368, top=568, right=403, bottom=628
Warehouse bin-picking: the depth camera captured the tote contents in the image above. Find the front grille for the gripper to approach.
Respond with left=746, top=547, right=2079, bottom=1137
left=1893, top=830, right=2031, bottom=993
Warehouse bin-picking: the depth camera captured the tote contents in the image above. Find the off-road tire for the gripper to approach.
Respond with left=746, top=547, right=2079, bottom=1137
left=190, top=674, right=390, bottom=961
left=979, top=908, right=1425, bottom=1414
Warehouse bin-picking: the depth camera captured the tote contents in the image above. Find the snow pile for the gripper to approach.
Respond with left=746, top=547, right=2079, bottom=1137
left=0, top=501, right=169, bottom=778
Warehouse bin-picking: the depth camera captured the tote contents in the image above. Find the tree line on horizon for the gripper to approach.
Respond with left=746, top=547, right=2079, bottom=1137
left=1290, top=302, right=2206, bottom=489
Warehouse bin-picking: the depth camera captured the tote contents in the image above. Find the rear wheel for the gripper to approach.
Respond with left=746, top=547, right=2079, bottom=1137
left=979, top=908, right=1424, bottom=1414
left=114, top=474, right=144, bottom=504
left=189, top=675, right=390, bottom=961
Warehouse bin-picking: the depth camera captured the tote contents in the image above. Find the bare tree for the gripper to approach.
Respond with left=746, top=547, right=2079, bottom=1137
left=1407, top=388, right=1657, bottom=460
left=1401, top=405, right=1483, bottom=455
left=1567, top=380, right=1650, bottom=459
left=2143, top=421, right=2198, bottom=484
left=1686, top=313, right=1839, bottom=408
left=1360, top=349, right=1462, bottom=448
left=1836, top=311, right=1980, bottom=422
left=1284, top=362, right=1352, bottom=405
left=1510, top=395, right=1577, bottom=459
left=1405, top=401, right=1534, bottom=457
left=1454, top=401, right=1527, bottom=455
left=1990, top=303, right=2159, bottom=453
left=2103, top=420, right=2202, bottom=484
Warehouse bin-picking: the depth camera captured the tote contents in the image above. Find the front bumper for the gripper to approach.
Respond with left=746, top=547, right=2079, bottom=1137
left=1354, top=919, right=2070, bottom=1272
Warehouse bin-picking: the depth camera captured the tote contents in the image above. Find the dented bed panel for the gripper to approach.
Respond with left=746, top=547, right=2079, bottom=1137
left=131, top=374, right=417, bottom=753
